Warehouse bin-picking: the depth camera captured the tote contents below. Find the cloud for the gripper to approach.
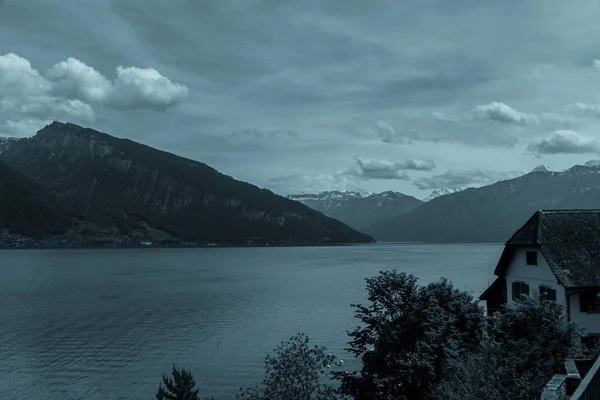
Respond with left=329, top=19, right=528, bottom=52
left=472, top=102, right=538, bottom=126
left=0, top=53, right=188, bottom=136
left=414, top=168, right=525, bottom=190
left=374, top=120, right=413, bottom=144
left=527, top=130, right=600, bottom=156
left=1, top=118, right=52, bottom=137
left=46, top=57, right=188, bottom=110
left=0, top=53, right=95, bottom=135
left=344, top=157, right=435, bottom=180
left=594, top=59, right=600, bottom=70
left=432, top=111, right=461, bottom=123
left=568, top=102, right=600, bottom=118
left=329, top=121, right=420, bottom=144
left=232, top=129, right=299, bottom=140
left=266, top=173, right=358, bottom=195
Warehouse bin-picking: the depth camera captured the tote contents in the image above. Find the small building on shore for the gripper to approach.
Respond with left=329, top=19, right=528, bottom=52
left=480, top=209, right=600, bottom=337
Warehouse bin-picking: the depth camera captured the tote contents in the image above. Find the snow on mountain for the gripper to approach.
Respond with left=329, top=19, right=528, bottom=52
left=531, top=164, right=551, bottom=172
left=0, top=137, right=20, bottom=154
left=288, top=190, right=422, bottom=231
left=584, top=160, right=600, bottom=167
left=288, top=190, right=367, bottom=212
left=424, top=187, right=464, bottom=202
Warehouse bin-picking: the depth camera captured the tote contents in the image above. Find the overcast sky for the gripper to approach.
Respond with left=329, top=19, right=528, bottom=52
left=2, top=0, right=600, bottom=199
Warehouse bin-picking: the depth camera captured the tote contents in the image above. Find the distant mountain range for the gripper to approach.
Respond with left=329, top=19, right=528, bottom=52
left=365, top=164, right=600, bottom=243
left=288, top=190, right=423, bottom=231
left=423, top=187, right=464, bottom=202
left=0, top=122, right=373, bottom=247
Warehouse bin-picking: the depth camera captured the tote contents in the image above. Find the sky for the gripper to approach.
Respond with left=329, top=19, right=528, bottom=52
left=2, top=0, right=600, bottom=199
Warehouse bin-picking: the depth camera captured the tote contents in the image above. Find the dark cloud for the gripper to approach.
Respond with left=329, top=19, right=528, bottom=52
left=527, top=130, right=600, bottom=156
left=4, top=0, right=600, bottom=197
left=413, top=168, right=526, bottom=190
left=344, top=157, right=434, bottom=180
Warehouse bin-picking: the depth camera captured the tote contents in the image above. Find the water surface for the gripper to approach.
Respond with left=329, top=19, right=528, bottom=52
left=0, top=244, right=501, bottom=399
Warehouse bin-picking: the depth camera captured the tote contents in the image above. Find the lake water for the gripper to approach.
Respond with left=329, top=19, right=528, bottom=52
left=0, top=244, right=501, bottom=400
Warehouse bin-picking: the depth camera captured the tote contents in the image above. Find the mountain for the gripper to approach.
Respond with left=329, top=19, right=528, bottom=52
left=0, top=122, right=373, bottom=246
left=531, top=164, right=551, bottom=173
left=288, top=190, right=423, bottom=231
left=0, top=137, right=20, bottom=154
left=366, top=164, right=600, bottom=243
left=424, top=187, right=464, bottom=202
left=0, top=160, right=71, bottom=238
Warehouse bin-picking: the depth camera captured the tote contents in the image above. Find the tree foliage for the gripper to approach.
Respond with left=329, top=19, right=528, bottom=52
left=155, top=365, right=201, bottom=400
left=434, top=295, right=580, bottom=400
left=238, top=332, right=345, bottom=400
left=334, top=270, right=485, bottom=400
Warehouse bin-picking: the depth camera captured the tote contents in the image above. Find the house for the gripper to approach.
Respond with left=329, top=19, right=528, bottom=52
left=480, top=209, right=600, bottom=337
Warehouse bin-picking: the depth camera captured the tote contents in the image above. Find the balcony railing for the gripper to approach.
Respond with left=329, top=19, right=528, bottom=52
left=571, top=354, right=600, bottom=400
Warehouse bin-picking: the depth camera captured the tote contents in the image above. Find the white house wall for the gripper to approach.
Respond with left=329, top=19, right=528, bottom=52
left=568, top=293, right=600, bottom=336
left=505, top=247, right=566, bottom=306
left=505, top=247, right=600, bottom=335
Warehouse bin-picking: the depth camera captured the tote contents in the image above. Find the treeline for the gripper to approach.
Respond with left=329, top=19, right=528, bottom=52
left=155, top=270, right=594, bottom=400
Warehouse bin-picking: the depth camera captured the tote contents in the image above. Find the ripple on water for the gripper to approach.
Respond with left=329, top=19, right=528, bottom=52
left=0, top=245, right=501, bottom=400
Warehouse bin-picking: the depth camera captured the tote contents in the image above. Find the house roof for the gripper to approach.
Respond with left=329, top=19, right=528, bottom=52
left=493, top=210, right=600, bottom=288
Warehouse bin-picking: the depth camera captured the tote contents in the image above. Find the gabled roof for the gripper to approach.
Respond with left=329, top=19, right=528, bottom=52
left=493, top=210, right=600, bottom=288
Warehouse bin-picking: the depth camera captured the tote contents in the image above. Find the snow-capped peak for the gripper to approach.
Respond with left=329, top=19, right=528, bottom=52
left=424, top=187, right=463, bottom=202
left=531, top=164, right=551, bottom=173
left=584, top=160, right=600, bottom=167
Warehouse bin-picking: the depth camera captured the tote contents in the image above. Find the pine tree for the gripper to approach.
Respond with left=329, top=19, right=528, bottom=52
left=155, top=365, right=201, bottom=400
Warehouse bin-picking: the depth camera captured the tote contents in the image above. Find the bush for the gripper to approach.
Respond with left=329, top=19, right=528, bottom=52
left=434, top=295, right=580, bottom=400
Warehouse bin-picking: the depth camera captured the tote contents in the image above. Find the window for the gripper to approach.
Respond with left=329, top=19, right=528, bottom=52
left=512, top=281, right=530, bottom=301
left=540, top=285, right=557, bottom=301
left=580, top=290, right=600, bottom=313
left=526, top=251, right=538, bottom=265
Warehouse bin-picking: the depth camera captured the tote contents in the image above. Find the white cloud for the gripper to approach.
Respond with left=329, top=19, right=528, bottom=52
left=46, top=57, right=188, bottom=110
left=109, top=66, right=188, bottom=110
left=0, top=53, right=188, bottom=136
left=473, top=102, right=538, bottom=125
left=527, top=130, right=600, bottom=156
left=47, top=57, right=112, bottom=102
left=414, top=168, right=525, bottom=190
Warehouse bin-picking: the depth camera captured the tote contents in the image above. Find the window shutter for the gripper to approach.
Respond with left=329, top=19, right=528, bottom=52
left=512, top=282, right=518, bottom=300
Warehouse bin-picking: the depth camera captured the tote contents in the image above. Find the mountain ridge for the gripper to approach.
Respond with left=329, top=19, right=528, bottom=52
left=0, top=122, right=374, bottom=247
left=288, top=190, right=422, bottom=231
left=365, top=165, right=600, bottom=243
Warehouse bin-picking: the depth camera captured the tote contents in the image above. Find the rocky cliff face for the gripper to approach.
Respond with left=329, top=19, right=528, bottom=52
left=1, top=122, right=374, bottom=245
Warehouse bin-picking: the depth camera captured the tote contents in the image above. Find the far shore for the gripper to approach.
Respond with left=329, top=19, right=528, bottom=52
left=0, top=241, right=505, bottom=251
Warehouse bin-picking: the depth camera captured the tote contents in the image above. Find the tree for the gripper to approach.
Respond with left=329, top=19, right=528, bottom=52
left=334, top=270, right=485, bottom=400
left=434, top=295, right=580, bottom=400
left=155, top=365, right=201, bottom=400
left=238, top=332, right=345, bottom=400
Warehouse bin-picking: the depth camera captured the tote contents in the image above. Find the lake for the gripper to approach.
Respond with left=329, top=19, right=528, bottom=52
left=0, top=244, right=501, bottom=400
